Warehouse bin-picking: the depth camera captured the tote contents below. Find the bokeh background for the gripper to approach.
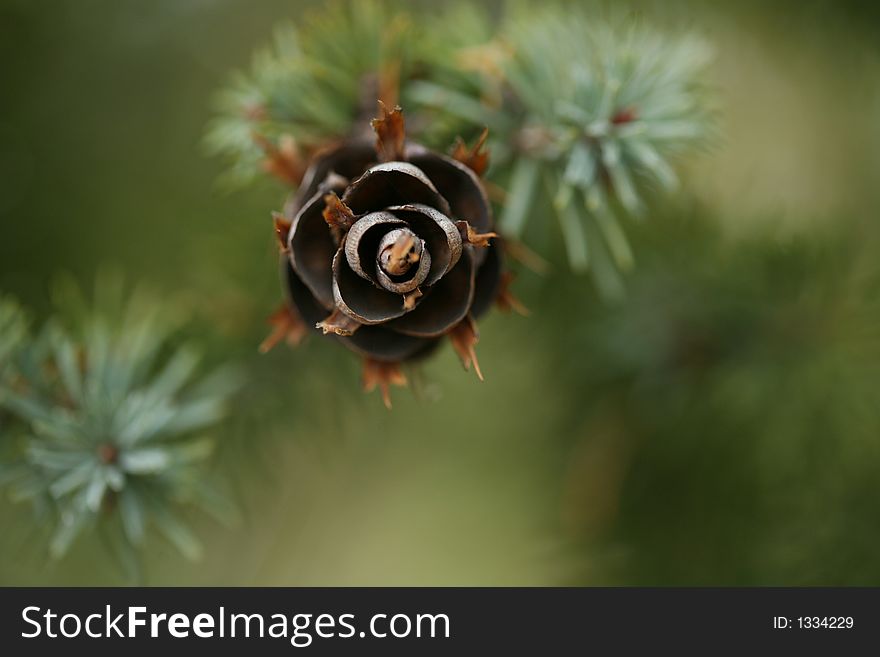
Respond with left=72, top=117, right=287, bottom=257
left=2, top=0, right=880, bottom=585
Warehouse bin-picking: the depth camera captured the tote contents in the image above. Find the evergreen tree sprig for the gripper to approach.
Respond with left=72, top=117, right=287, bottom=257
left=205, top=0, right=423, bottom=189
left=0, top=276, right=240, bottom=573
left=207, top=2, right=714, bottom=296
left=411, top=10, right=714, bottom=297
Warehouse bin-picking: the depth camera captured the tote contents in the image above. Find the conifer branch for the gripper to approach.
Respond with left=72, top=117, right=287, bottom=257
left=207, top=4, right=714, bottom=297
left=0, top=277, right=240, bottom=573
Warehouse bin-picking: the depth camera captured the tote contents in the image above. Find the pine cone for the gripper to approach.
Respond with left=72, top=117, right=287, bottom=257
left=265, top=105, right=513, bottom=407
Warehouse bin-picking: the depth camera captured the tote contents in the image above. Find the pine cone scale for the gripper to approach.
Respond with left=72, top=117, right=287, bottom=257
left=287, top=185, right=346, bottom=309
left=469, top=242, right=504, bottom=319
left=283, top=261, right=330, bottom=329
left=406, top=146, right=493, bottom=234
left=341, top=161, right=451, bottom=217
left=342, top=211, right=407, bottom=283
left=331, top=244, right=413, bottom=325
left=341, top=324, right=436, bottom=362
left=290, top=141, right=375, bottom=210
left=384, top=249, right=476, bottom=338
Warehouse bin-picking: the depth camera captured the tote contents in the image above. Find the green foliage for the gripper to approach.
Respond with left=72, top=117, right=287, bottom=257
left=412, top=11, right=713, bottom=296
left=550, top=214, right=880, bottom=584
left=0, top=296, right=29, bottom=384
left=0, top=275, right=240, bottom=573
left=205, top=0, right=422, bottom=188
left=206, top=3, right=713, bottom=295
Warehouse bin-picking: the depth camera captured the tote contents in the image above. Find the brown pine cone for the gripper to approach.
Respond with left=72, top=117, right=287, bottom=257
left=264, top=104, right=514, bottom=407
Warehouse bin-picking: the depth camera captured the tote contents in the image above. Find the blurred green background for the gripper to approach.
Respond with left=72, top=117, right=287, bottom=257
left=1, top=0, right=880, bottom=585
